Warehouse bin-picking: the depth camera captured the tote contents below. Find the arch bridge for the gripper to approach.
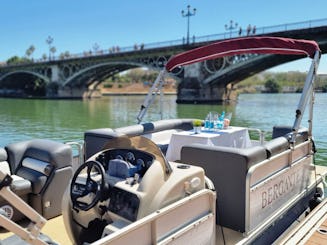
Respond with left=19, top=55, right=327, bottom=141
left=0, top=18, right=327, bottom=102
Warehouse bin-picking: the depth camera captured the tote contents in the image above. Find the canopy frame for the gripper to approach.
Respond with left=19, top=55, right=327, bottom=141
left=137, top=37, right=321, bottom=143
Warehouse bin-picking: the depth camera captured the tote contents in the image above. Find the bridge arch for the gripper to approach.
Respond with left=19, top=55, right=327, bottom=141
left=62, top=61, right=162, bottom=87
left=0, top=70, right=50, bottom=97
left=0, top=70, right=50, bottom=83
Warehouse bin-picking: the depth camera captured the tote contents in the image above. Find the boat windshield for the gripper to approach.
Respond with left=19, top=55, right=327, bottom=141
left=102, top=135, right=172, bottom=174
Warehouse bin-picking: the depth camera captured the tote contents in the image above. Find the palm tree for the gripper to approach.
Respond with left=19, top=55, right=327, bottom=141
left=25, top=45, right=36, bottom=60
left=50, top=46, right=56, bottom=60
left=64, top=51, right=70, bottom=58
left=25, top=48, right=32, bottom=58
left=30, top=45, right=35, bottom=58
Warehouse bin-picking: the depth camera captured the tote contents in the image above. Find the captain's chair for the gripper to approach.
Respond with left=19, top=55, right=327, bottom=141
left=0, top=139, right=73, bottom=221
left=0, top=148, right=32, bottom=221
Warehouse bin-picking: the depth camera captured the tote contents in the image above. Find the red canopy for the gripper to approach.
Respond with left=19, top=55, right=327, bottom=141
left=165, top=36, right=320, bottom=72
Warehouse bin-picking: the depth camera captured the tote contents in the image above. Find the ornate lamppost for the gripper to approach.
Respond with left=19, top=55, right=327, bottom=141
left=181, top=5, right=196, bottom=45
left=46, top=36, right=54, bottom=60
left=225, top=20, right=238, bottom=38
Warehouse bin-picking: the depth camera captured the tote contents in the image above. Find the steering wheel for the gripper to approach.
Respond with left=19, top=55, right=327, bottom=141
left=70, top=160, right=106, bottom=211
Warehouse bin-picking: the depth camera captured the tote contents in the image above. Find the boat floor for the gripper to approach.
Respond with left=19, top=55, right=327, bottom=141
left=0, top=215, right=71, bottom=244
left=279, top=192, right=327, bottom=244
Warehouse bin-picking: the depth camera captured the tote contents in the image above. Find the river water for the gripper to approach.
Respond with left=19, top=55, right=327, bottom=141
left=1, top=93, right=326, bottom=165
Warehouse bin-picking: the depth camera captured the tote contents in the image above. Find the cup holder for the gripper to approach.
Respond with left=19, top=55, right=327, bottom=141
left=177, top=164, right=190, bottom=169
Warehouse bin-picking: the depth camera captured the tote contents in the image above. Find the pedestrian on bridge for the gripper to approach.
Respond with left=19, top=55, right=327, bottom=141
left=247, top=24, right=252, bottom=36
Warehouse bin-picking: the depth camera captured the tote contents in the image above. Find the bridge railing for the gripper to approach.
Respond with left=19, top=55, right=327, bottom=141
left=1, top=18, right=327, bottom=67
left=195, top=18, right=327, bottom=42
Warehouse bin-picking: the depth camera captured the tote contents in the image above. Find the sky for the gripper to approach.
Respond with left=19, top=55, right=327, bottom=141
left=1, top=0, right=327, bottom=73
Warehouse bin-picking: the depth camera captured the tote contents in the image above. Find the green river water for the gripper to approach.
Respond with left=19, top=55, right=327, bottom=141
left=1, top=93, right=326, bottom=165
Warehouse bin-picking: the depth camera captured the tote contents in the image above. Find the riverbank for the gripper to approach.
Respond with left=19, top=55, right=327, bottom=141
left=100, top=82, right=177, bottom=95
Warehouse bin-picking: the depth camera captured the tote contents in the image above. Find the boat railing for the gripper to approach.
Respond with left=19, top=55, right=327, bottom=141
left=247, top=128, right=266, bottom=146
left=96, top=189, right=216, bottom=245
left=245, top=140, right=315, bottom=236
left=65, top=141, right=84, bottom=172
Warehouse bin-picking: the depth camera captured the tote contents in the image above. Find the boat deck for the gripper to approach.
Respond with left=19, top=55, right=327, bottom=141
left=279, top=165, right=327, bottom=245
left=308, top=215, right=327, bottom=244
left=280, top=199, right=327, bottom=244
left=1, top=165, right=327, bottom=245
left=0, top=215, right=71, bottom=244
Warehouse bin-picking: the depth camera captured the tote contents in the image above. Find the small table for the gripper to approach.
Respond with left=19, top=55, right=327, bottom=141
left=165, top=126, right=251, bottom=162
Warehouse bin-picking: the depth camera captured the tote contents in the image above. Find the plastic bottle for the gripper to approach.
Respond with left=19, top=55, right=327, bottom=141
left=204, top=114, right=210, bottom=130
left=217, top=111, right=225, bottom=129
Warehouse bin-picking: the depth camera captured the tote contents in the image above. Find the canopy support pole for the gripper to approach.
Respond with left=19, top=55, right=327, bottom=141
left=136, top=70, right=166, bottom=124
left=291, top=50, right=320, bottom=144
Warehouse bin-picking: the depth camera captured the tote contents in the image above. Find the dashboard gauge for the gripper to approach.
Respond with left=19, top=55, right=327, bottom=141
left=125, top=152, right=135, bottom=163
left=136, top=159, right=145, bottom=167
left=115, top=155, right=123, bottom=160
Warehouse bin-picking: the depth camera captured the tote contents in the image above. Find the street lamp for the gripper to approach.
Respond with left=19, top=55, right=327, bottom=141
left=181, top=5, right=196, bottom=45
left=46, top=36, right=54, bottom=60
left=225, top=20, right=238, bottom=38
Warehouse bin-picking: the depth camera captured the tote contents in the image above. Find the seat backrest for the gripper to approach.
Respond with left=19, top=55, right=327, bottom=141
left=264, top=136, right=289, bottom=158
left=5, top=139, right=72, bottom=173
left=5, top=139, right=73, bottom=219
left=84, top=119, right=194, bottom=159
left=272, top=125, right=309, bottom=144
left=180, top=143, right=267, bottom=232
left=5, top=139, right=72, bottom=194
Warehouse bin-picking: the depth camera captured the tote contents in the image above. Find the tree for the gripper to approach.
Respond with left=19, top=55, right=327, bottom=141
left=50, top=46, right=56, bottom=59
left=6, top=56, right=31, bottom=65
left=6, top=56, right=21, bottom=64
left=30, top=45, right=35, bottom=58
left=25, top=48, right=32, bottom=58
left=64, top=51, right=70, bottom=58
left=59, top=51, right=71, bottom=59
left=59, top=53, right=65, bottom=60
left=264, top=78, right=281, bottom=93
left=25, top=45, right=35, bottom=60
left=42, top=54, right=47, bottom=61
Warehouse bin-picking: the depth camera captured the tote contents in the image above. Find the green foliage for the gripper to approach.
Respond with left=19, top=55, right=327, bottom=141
left=6, top=56, right=32, bottom=65
left=59, top=51, right=70, bottom=59
left=103, top=68, right=159, bottom=84
left=264, top=78, right=281, bottom=93
left=240, top=71, right=306, bottom=87
left=239, top=71, right=327, bottom=93
left=103, top=83, right=113, bottom=88
left=25, top=45, right=35, bottom=58
left=322, top=84, right=327, bottom=93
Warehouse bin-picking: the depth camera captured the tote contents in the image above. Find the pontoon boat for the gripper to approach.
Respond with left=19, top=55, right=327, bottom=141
left=0, top=36, right=326, bottom=245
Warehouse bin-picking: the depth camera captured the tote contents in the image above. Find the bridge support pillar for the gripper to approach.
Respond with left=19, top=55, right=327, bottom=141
left=176, top=63, right=227, bottom=103
left=50, top=65, right=60, bottom=82
left=56, top=86, right=101, bottom=99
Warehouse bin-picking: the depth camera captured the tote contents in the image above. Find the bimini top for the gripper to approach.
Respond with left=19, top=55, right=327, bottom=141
left=165, top=36, right=320, bottom=72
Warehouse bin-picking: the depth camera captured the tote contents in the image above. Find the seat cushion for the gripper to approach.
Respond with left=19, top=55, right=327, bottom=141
left=15, top=167, right=47, bottom=194
left=10, top=175, right=32, bottom=196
